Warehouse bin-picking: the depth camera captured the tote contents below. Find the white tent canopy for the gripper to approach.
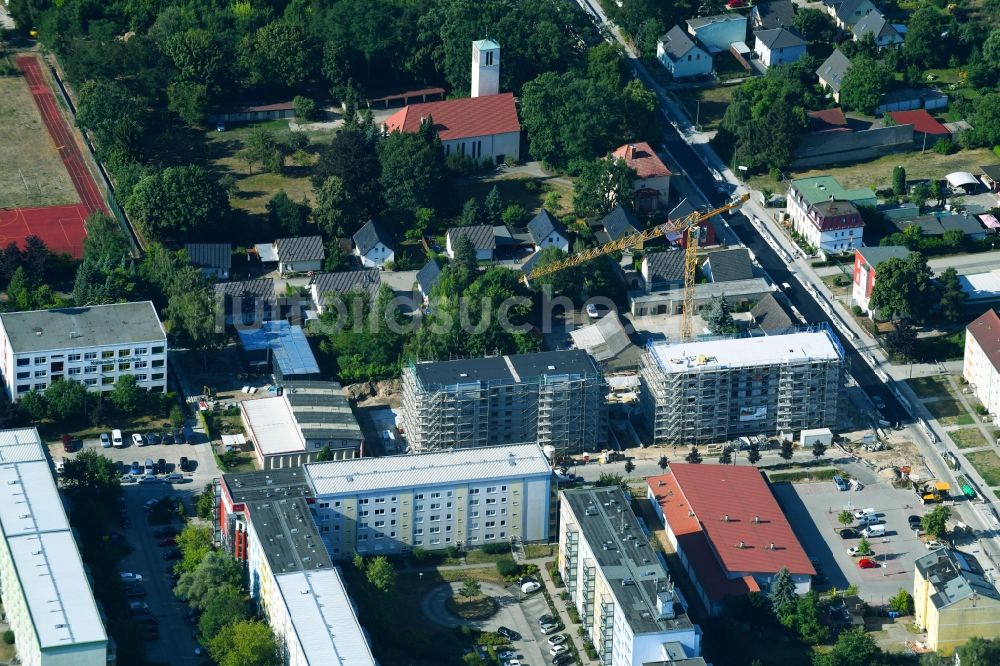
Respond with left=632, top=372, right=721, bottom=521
left=945, top=171, right=979, bottom=191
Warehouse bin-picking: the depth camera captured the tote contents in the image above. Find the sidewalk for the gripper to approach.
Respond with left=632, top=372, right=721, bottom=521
left=536, top=557, right=598, bottom=665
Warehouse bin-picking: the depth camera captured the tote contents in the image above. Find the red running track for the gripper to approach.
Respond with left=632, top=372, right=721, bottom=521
left=0, top=55, right=107, bottom=257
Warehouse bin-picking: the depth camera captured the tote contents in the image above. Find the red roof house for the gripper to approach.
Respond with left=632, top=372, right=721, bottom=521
left=383, top=93, right=521, bottom=164
left=888, top=110, right=949, bottom=137
left=647, top=464, right=815, bottom=615
left=612, top=142, right=672, bottom=213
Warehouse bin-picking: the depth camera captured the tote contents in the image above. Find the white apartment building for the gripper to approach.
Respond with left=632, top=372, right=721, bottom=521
left=0, top=428, right=109, bottom=666
left=964, top=309, right=1000, bottom=424
left=304, top=443, right=553, bottom=558
left=559, top=487, right=703, bottom=666
left=0, top=301, right=167, bottom=401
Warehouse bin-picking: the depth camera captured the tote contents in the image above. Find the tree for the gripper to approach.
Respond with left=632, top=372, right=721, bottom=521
left=719, top=446, right=732, bottom=465
left=175, top=524, right=213, bottom=574
left=685, top=447, right=702, bottom=464
left=238, top=128, right=283, bottom=174
left=964, top=94, right=1000, bottom=148
left=164, top=28, right=231, bottom=96
left=779, top=440, right=794, bottom=461
left=795, top=591, right=830, bottom=645
left=812, top=440, right=827, bottom=459
left=314, top=176, right=352, bottom=237
left=266, top=191, right=310, bottom=236
left=109, top=375, right=144, bottom=416
left=314, top=445, right=334, bottom=462
left=169, top=405, right=185, bottom=428
left=769, top=567, right=797, bottom=626
left=7, top=267, right=32, bottom=311
left=44, top=379, right=88, bottom=421
left=957, top=637, right=1000, bottom=665
left=658, top=456, right=669, bottom=471
left=460, top=579, right=482, bottom=598
left=889, top=589, right=914, bottom=616
left=61, top=450, right=119, bottom=502
left=813, top=627, right=884, bottom=666
left=624, top=460, right=636, bottom=476
left=18, top=390, right=47, bottom=421
left=857, top=536, right=872, bottom=556
left=938, top=267, right=967, bottom=323
left=483, top=186, right=505, bottom=226
left=208, top=620, right=280, bottom=666
left=840, top=55, right=893, bottom=114
left=921, top=505, right=950, bottom=539
left=747, top=442, right=761, bottom=466
left=793, top=8, right=833, bottom=41
left=884, top=318, right=918, bottom=361
left=167, top=284, right=220, bottom=350
left=460, top=198, right=483, bottom=227
left=365, top=555, right=397, bottom=596
left=196, top=486, right=216, bottom=520
left=704, top=296, right=738, bottom=336
left=838, top=510, right=854, bottom=528
left=378, top=128, right=443, bottom=213
left=198, top=584, right=248, bottom=638
left=167, top=81, right=209, bottom=126
left=452, top=235, right=479, bottom=289
left=293, top=95, right=319, bottom=121
left=892, top=165, right=906, bottom=196
left=312, top=130, right=382, bottom=223
left=238, top=19, right=315, bottom=90
left=573, top=157, right=637, bottom=218
left=22, top=235, right=49, bottom=286
left=126, top=166, right=230, bottom=240
left=75, top=80, right=147, bottom=157
left=595, top=472, right=625, bottom=488
left=903, top=6, right=948, bottom=69
left=868, top=253, right=935, bottom=322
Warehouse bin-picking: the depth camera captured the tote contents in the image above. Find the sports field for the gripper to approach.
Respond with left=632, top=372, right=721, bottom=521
left=0, top=72, right=78, bottom=209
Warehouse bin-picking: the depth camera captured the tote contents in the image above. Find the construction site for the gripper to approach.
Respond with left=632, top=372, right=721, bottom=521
left=399, top=350, right=608, bottom=454
left=639, top=326, right=845, bottom=445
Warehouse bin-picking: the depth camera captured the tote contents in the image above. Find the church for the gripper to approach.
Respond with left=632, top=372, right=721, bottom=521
left=384, top=39, right=521, bottom=164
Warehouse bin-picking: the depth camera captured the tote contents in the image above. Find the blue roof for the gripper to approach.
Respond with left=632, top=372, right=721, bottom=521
left=238, top=321, right=320, bottom=377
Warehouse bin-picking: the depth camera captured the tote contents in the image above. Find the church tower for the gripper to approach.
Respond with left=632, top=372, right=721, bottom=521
left=471, top=39, right=500, bottom=97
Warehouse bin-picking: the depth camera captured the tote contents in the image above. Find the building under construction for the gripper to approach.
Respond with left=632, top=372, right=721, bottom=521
left=401, top=350, right=607, bottom=454
left=639, top=327, right=844, bottom=445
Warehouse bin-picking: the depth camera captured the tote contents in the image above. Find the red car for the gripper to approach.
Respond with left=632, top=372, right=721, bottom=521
left=726, top=0, right=748, bottom=7
left=857, top=558, right=878, bottom=569
left=157, top=537, right=176, bottom=547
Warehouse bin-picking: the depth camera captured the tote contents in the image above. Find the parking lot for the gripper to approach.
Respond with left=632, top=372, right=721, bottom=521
left=773, top=473, right=935, bottom=605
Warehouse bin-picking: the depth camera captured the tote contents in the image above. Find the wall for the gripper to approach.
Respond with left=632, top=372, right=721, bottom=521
left=658, top=47, right=713, bottom=78
left=933, top=596, right=1000, bottom=653
left=791, top=124, right=914, bottom=169
left=279, top=259, right=323, bottom=276
left=442, top=131, right=520, bottom=164
left=965, top=333, right=1000, bottom=423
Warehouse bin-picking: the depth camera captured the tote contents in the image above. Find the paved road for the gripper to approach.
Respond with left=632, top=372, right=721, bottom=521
left=927, top=249, right=1000, bottom=275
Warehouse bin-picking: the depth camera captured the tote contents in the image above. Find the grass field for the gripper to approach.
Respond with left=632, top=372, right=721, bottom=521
left=906, top=376, right=954, bottom=399
left=674, top=85, right=737, bottom=131
left=924, top=396, right=975, bottom=426
left=0, top=75, right=78, bottom=208
left=950, top=427, right=989, bottom=449
left=789, top=147, right=998, bottom=191
left=966, top=450, right=1000, bottom=486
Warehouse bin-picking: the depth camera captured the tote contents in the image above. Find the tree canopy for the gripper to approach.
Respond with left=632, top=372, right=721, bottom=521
left=867, top=252, right=935, bottom=322
left=839, top=55, right=893, bottom=114
left=126, top=166, right=230, bottom=241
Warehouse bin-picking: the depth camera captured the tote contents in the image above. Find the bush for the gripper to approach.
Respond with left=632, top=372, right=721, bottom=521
left=932, top=138, right=955, bottom=155
left=412, top=547, right=432, bottom=562
left=851, top=305, right=863, bottom=316
left=446, top=545, right=462, bottom=559
left=293, top=95, right=319, bottom=121
left=481, top=542, right=510, bottom=555
left=496, top=557, right=521, bottom=578
left=3, top=630, right=13, bottom=645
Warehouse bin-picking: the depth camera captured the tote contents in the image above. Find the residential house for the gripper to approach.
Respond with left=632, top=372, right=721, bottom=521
left=964, top=309, right=1000, bottom=425
left=816, top=49, right=851, bottom=103
left=185, top=243, right=231, bottom=279
left=214, top=278, right=276, bottom=326
left=914, top=547, right=1000, bottom=653
left=753, top=28, right=808, bottom=68
left=446, top=225, right=496, bottom=260
left=352, top=220, right=394, bottom=269
left=851, top=13, right=905, bottom=47
left=786, top=175, right=875, bottom=253
left=702, top=248, right=754, bottom=282
left=612, top=142, right=673, bottom=212
left=599, top=205, right=642, bottom=243
left=309, top=269, right=381, bottom=315
left=851, top=245, right=911, bottom=313
left=687, top=14, right=748, bottom=53
left=750, top=293, right=796, bottom=334
left=889, top=109, right=949, bottom=147
left=273, top=236, right=324, bottom=276
left=416, top=259, right=442, bottom=304
left=642, top=250, right=686, bottom=292
left=526, top=209, right=569, bottom=252
left=829, top=0, right=879, bottom=30
left=657, top=26, right=713, bottom=78
left=980, top=165, right=1000, bottom=193
left=751, top=0, right=796, bottom=31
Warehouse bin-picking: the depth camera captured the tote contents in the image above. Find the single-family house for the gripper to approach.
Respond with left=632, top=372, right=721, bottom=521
left=185, top=243, right=232, bottom=280
left=702, top=248, right=754, bottom=283
left=687, top=14, right=748, bottom=53
left=981, top=165, right=1000, bottom=193
left=599, top=205, right=642, bottom=243
left=526, top=210, right=569, bottom=252
left=642, top=250, right=686, bottom=292
left=612, top=142, right=672, bottom=212
left=214, top=278, right=276, bottom=326
left=852, top=245, right=911, bottom=313
left=446, top=225, right=496, bottom=260
left=657, top=26, right=713, bottom=78
left=416, top=260, right=442, bottom=304
left=272, top=236, right=324, bottom=276
left=830, top=0, right=879, bottom=29
left=851, top=13, right=904, bottom=47
left=309, top=269, right=381, bottom=315
left=751, top=0, right=796, bottom=31
left=352, top=220, right=394, bottom=269
left=753, top=28, right=808, bottom=68
left=817, top=49, right=851, bottom=103
left=787, top=175, right=874, bottom=253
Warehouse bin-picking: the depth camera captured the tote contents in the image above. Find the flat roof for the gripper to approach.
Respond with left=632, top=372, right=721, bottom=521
left=237, top=321, right=320, bottom=377
left=563, top=487, right=695, bottom=635
left=305, top=443, right=551, bottom=496
left=0, top=301, right=165, bottom=353
left=285, top=382, right=362, bottom=442
left=223, top=468, right=313, bottom=504
left=0, top=427, right=106, bottom=651
left=648, top=330, right=842, bottom=373
left=242, top=396, right=304, bottom=456
left=411, top=350, right=599, bottom=390
left=244, top=496, right=332, bottom=575
left=276, top=569, right=377, bottom=665
left=960, top=271, right=1000, bottom=301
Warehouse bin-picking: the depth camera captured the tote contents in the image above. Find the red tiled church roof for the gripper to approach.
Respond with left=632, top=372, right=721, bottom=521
left=383, top=93, right=520, bottom=141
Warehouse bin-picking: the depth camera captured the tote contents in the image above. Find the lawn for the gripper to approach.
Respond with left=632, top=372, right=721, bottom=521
left=820, top=272, right=851, bottom=295
left=523, top=543, right=556, bottom=559
left=906, top=376, right=954, bottom=400
left=674, top=84, right=737, bottom=131
left=914, top=331, right=966, bottom=363
left=0, top=75, right=78, bottom=208
left=950, top=428, right=989, bottom=449
left=464, top=548, right=513, bottom=565
left=923, top=397, right=975, bottom=426
left=36, top=412, right=174, bottom=445
left=966, top=450, right=1000, bottom=486
left=449, top=175, right=571, bottom=224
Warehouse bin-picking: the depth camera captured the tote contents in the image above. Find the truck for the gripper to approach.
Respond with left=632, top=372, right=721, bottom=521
left=914, top=481, right=951, bottom=504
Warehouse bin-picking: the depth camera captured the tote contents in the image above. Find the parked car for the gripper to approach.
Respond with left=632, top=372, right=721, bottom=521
left=179, top=456, right=190, bottom=472
left=925, top=540, right=943, bottom=550
left=848, top=546, right=874, bottom=557
left=120, top=572, right=143, bottom=582
left=908, top=515, right=923, bottom=530
left=839, top=528, right=859, bottom=539
left=172, top=429, right=184, bottom=444
left=113, top=460, right=124, bottom=475
left=857, top=558, right=878, bottom=569
left=496, top=626, right=520, bottom=641
left=100, top=432, right=112, bottom=448
left=586, top=303, right=600, bottom=318
left=120, top=474, right=136, bottom=484
left=520, top=581, right=541, bottom=594
left=157, top=537, right=176, bottom=547
left=550, top=644, right=569, bottom=656
left=146, top=432, right=161, bottom=445
left=553, top=654, right=574, bottom=666
left=125, top=587, right=147, bottom=599
left=540, top=622, right=560, bottom=635
left=157, top=458, right=167, bottom=474
left=143, top=499, right=159, bottom=511
left=548, top=634, right=567, bottom=647
left=853, top=508, right=875, bottom=520
left=497, top=650, right=517, bottom=661
left=165, top=473, right=185, bottom=483
left=139, top=474, right=159, bottom=484
left=130, top=461, right=142, bottom=475
left=132, top=433, right=145, bottom=447
left=129, top=602, right=150, bottom=616
left=538, top=614, right=555, bottom=627
left=54, top=459, right=65, bottom=475
left=832, top=475, right=849, bottom=491
left=162, top=431, right=174, bottom=445
left=112, top=429, right=124, bottom=447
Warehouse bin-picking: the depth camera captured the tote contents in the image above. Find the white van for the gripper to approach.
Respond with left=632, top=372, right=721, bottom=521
left=112, top=429, right=124, bottom=447
left=863, top=525, right=886, bottom=538
left=853, top=508, right=876, bottom=519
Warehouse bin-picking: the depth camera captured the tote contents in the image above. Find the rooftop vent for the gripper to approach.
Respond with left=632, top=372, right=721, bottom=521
left=33, top=327, right=42, bottom=336
left=736, top=541, right=745, bottom=549
left=769, top=543, right=776, bottom=550
left=722, top=514, right=730, bottom=522
left=754, top=515, right=761, bottom=524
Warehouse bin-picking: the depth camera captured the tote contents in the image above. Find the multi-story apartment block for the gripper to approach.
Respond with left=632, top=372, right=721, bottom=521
left=786, top=176, right=876, bottom=254
left=218, top=468, right=376, bottom=666
left=640, top=329, right=844, bottom=445
left=304, top=443, right=553, bottom=558
left=964, top=309, right=1000, bottom=425
left=400, top=350, right=607, bottom=454
left=0, top=428, right=109, bottom=666
left=914, top=547, right=1000, bottom=653
left=559, top=486, right=704, bottom=666
left=0, top=301, right=167, bottom=401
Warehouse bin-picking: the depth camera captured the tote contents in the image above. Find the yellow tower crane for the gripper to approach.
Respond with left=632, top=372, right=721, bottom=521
left=523, top=193, right=749, bottom=340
